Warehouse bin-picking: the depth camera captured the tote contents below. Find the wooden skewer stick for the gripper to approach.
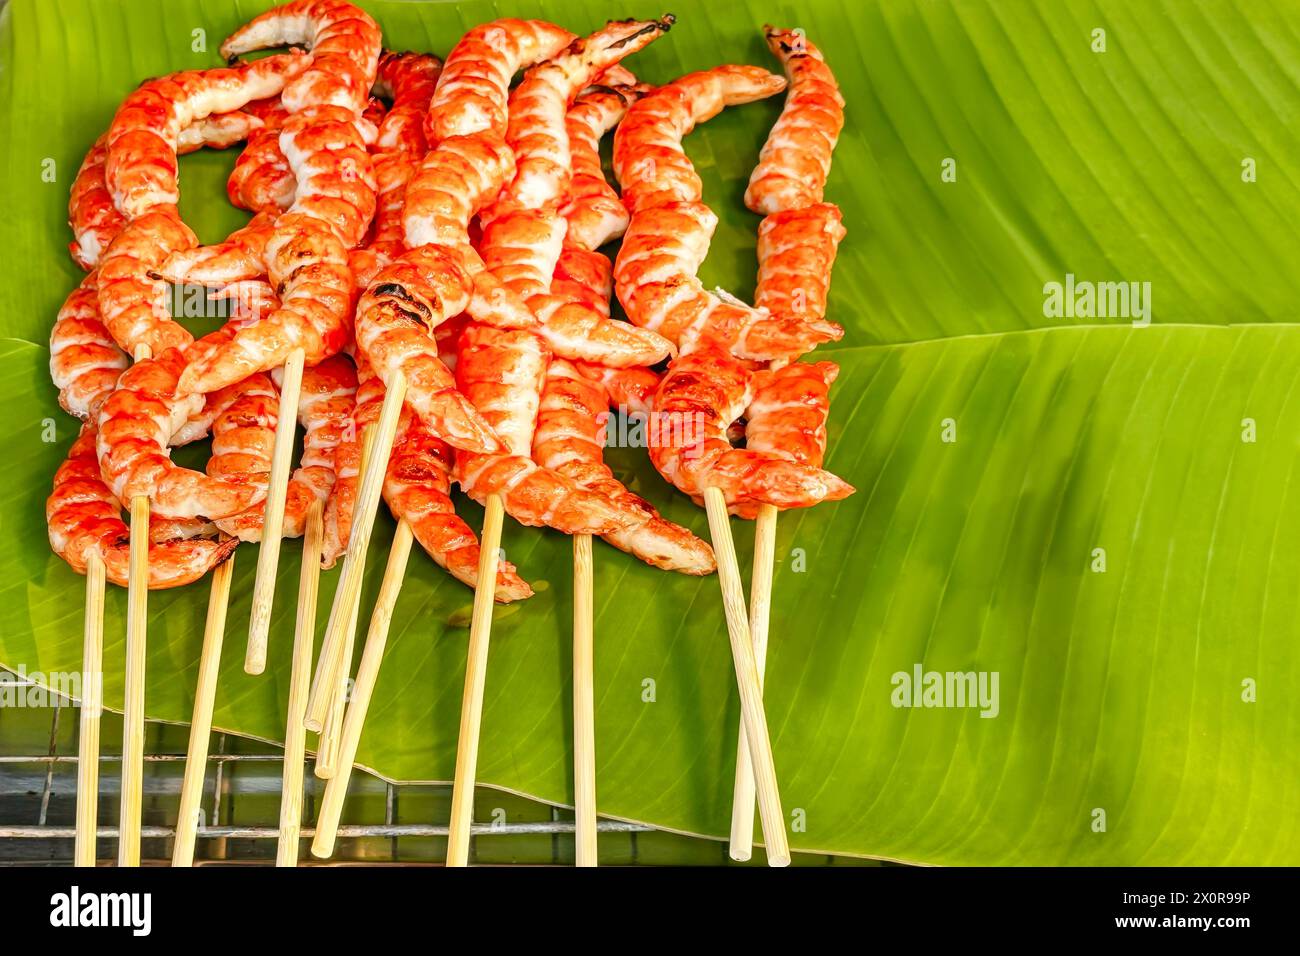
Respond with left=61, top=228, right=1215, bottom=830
left=74, top=553, right=105, bottom=868
left=277, top=500, right=323, bottom=866
left=728, top=502, right=778, bottom=861
left=702, top=487, right=790, bottom=867
left=314, top=594, right=360, bottom=780
left=172, top=555, right=235, bottom=866
left=119, top=341, right=152, bottom=868
left=572, top=533, right=597, bottom=867
left=306, top=377, right=405, bottom=730
left=311, top=519, right=414, bottom=858
left=446, top=491, right=505, bottom=867
left=314, top=423, right=377, bottom=776
left=246, top=347, right=306, bottom=674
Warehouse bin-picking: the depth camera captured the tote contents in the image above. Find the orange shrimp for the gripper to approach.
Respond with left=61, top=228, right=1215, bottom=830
left=744, top=27, right=845, bottom=216
left=222, top=0, right=382, bottom=116
left=613, top=66, right=843, bottom=362
left=227, top=99, right=295, bottom=213
left=185, top=3, right=380, bottom=400
left=744, top=361, right=838, bottom=467
left=68, top=136, right=126, bottom=271
left=385, top=413, right=534, bottom=603
left=350, top=52, right=443, bottom=286
left=373, top=50, right=442, bottom=155
left=571, top=361, right=660, bottom=417
left=354, top=245, right=503, bottom=453
left=70, top=111, right=262, bottom=271
left=560, top=85, right=642, bottom=251
left=48, top=425, right=238, bottom=588
left=96, top=206, right=197, bottom=356
left=201, top=374, right=280, bottom=540
left=156, top=208, right=278, bottom=287
left=534, top=361, right=715, bottom=574
left=402, top=133, right=534, bottom=330
left=424, top=19, right=575, bottom=145
left=454, top=324, right=634, bottom=536
left=96, top=348, right=266, bottom=519
left=105, top=53, right=311, bottom=219
left=648, top=344, right=853, bottom=514
left=486, top=18, right=672, bottom=220
left=753, top=204, right=845, bottom=323
left=50, top=275, right=128, bottom=422
left=214, top=357, right=357, bottom=541
left=747, top=29, right=846, bottom=326
left=177, top=213, right=354, bottom=395
left=477, top=25, right=674, bottom=366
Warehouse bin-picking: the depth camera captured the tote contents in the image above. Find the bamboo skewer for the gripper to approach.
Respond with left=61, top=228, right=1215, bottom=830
left=572, top=533, right=597, bottom=866
left=446, top=491, right=505, bottom=867
left=119, top=341, right=152, bottom=868
left=74, top=553, right=105, bottom=868
left=728, top=502, right=778, bottom=861
left=702, top=487, right=790, bottom=867
left=313, top=423, right=376, bottom=777
left=277, top=500, right=323, bottom=866
left=314, top=595, right=359, bottom=780
left=307, top=379, right=405, bottom=730
left=246, top=347, right=305, bottom=674
left=172, top=555, right=235, bottom=866
left=312, top=519, right=414, bottom=858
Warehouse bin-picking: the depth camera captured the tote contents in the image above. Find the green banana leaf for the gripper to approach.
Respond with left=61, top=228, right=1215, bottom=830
left=1, top=0, right=1298, bottom=865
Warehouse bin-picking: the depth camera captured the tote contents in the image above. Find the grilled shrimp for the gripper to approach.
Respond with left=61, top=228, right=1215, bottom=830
left=70, top=110, right=262, bottom=270
left=178, top=214, right=353, bottom=394
left=373, top=50, right=442, bottom=154
left=48, top=426, right=238, bottom=588
left=156, top=208, right=278, bottom=287
left=534, top=361, right=715, bottom=574
left=385, top=413, right=534, bottom=603
left=402, top=133, right=534, bottom=329
left=454, top=325, right=634, bottom=536
left=96, top=207, right=197, bottom=356
left=317, top=356, right=529, bottom=598
left=201, top=374, right=280, bottom=540
left=744, top=27, right=845, bottom=216
left=354, top=245, right=503, bottom=453
left=50, top=275, right=128, bottom=421
left=754, top=204, right=845, bottom=322
left=648, top=344, right=853, bottom=513
left=96, top=348, right=266, bottom=519
left=744, top=361, right=838, bottom=467
left=424, top=19, right=575, bottom=144
left=105, top=53, right=311, bottom=219
left=476, top=26, right=674, bottom=367
left=560, top=85, right=642, bottom=251
left=68, top=137, right=126, bottom=271
left=222, top=0, right=382, bottom=116
left=572, top=361, right=660, bottom=417
left=612, top=66, right=843, bottom=362
left=350, top=52, right=443, bottom=286
left=227, top=100, right=295, bottom=212
left=486, top=17, right=672, bottom=220
left=746, top=29, right=845, bottom=326
left=215, top=356, right=357, bottom=541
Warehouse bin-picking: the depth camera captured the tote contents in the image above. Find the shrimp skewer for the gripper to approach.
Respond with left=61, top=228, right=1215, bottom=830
left=65, top=106, right=271, bottom=866
left=730, top=28, right=848, bottom=862
left=612, top=62, right=839, bottom=868
left=174, top=0, right=380, bottom=673
left=613, top=66, right=844, bottom=362
left=446, top=22, right=670, bottom=868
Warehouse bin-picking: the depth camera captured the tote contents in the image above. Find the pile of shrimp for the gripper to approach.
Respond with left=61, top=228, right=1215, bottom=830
left=46, top=2, right=853, bottom=606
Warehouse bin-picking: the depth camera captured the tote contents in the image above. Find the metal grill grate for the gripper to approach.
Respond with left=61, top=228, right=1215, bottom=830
left=0, top=669, right=871, bottom=866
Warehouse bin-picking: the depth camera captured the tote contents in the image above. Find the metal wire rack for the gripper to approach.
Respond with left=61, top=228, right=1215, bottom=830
left=0, top=669, right=873, bottom=866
